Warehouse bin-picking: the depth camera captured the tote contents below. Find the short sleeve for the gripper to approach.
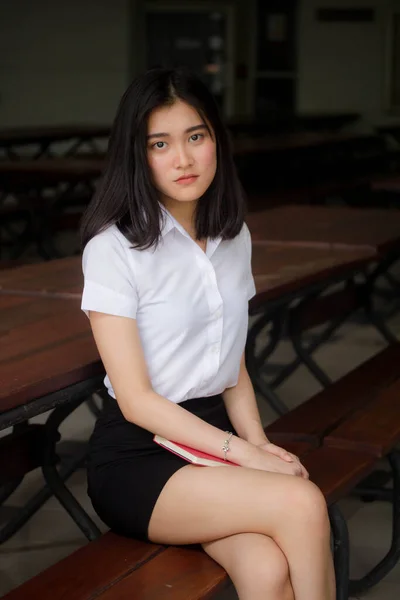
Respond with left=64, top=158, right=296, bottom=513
left=81, top=230, right=138, bottom=319
left=243, top=223, right=256, bottom=301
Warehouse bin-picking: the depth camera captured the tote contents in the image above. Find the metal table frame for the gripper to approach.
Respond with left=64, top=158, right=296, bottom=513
left=246, top=256, right=397, bottom=416
left=0, top=375, right=105, bottom=544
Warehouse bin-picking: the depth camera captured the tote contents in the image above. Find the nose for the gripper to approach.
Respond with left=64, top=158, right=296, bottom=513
left=173, top=143, right=194, bottom=169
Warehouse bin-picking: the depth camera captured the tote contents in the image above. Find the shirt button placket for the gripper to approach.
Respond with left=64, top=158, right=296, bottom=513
left=200, top=259, right=223, bottom=383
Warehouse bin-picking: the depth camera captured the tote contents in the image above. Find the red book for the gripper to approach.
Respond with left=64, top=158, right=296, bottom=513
left=154, top=435, right=238, bottom=467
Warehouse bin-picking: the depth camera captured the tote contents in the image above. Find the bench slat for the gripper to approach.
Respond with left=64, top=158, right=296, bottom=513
left=95, top=546, right=227, bottom=600
left=2, top=533, right=164, bottom=600
left=265, top=343, right=400, bottom=443
left=303, top=447, right=377, bottom=505
left=325, top=379, right=400, bottom=456
left=274, top=440, right=314, bottom=458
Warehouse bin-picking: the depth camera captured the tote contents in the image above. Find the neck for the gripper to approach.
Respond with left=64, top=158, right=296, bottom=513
left=161, top=197, right=198, bottom=236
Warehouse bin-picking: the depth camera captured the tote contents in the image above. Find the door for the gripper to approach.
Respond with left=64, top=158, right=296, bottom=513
left=145, top=5, right=234, bottom=116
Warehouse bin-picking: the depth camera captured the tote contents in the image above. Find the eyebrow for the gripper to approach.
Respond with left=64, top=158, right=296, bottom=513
left=147, top=124, right=208, bottom=140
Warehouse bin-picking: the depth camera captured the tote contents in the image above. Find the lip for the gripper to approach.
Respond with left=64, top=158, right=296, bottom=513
left=175, top=175, right=198, bottom=184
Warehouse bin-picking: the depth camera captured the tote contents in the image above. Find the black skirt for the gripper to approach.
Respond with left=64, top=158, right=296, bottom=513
left=87, top=393, right=235, bottom=542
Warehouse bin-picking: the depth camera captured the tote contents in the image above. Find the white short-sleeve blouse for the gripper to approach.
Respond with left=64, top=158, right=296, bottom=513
left=81, top=208, right=256, bottom=403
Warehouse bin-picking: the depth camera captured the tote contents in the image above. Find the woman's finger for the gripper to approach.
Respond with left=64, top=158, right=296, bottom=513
left=266, top=443, right=294, bottom=462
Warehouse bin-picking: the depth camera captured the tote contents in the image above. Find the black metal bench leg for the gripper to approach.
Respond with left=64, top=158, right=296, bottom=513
left=329, top=504, right=350, bottom=600
left=41, top=460, right=101, bottom=541
left=349, top=450, right=400, bottom=596
left=270, top=314, right=339, bottom=389
left=0, top=478, right=23, bottom=506
left=246, top=308, right=289, bottom=415
left=362, top=255, right=399, bottom=345
left=86, top=392, right=105, bottom=418
left=288, top=291, right=334, bottom=388
left=41, top=397, right=101, bottom=541
left=0, top=379, right=104, bottom=544
left=0, top=453, right=88, bottom=544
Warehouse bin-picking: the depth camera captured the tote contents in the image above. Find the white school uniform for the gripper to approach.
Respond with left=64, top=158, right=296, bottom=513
left=81, top=207, right=256, bottom=403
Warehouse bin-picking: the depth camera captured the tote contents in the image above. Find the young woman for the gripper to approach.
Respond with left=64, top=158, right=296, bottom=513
left=81, top=67, right=335, bottom=600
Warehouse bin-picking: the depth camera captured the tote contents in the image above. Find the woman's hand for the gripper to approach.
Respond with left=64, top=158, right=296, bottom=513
left=257, top=442, right=309, bottom=479
left=241, top=445, right=306, bottom=477
left=257, top=441, right=294, bottom=463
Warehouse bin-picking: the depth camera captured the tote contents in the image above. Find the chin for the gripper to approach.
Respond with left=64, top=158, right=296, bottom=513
left=167, top=186, right=209, bottom=204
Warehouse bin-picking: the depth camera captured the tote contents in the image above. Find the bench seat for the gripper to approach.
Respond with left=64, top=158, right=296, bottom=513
left=3, top=442, right=377, bottom=600
left=265, top=343, right=400, bottom=445
left=325, top=378, right=400, bottom=456
left=2, top=533, right=165, bottom=600
left=302, top=446, right=377, bottom=505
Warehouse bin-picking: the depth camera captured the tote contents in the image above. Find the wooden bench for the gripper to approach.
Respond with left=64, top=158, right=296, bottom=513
left=265, top=342, right=400, bottom=445
left=325, top=377, right=400, bottom=457
left=324, top=381, right=400, bottom=596
left=3, top=441, right=376, bottom=600
left=265, top=343, right=400, bottom=596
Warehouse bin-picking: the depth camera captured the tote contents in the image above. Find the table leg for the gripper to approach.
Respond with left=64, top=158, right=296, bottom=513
left=246, top=307, right=289, bottom=415
left=33, top=142, right=53, bottom=159
left=0, top=377, right=104, bottom=543
left=286, top=290, right=346, bottom=388
left=283, top=271, right=398, bottom=389
left=0, top=479, right=23, bottom=506
left=362, top=255, right=399, bottom=345
left=64, top=137, right=100, bottom=156
left=39, top=395, right=101, bottom=541
left=0, top=452, right=88, bottom=544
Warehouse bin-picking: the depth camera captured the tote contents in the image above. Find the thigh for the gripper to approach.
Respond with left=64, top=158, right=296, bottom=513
left=148, top=462, right=323, bottom=545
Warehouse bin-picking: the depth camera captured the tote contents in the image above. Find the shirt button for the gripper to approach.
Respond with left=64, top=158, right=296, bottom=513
left=215, top=308, right=222, bottom=319
left=212, top=344, right=219, bottom=354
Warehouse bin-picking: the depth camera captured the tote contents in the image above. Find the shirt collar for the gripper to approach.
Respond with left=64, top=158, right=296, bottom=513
left=159, top=205, right=176, bottom=237
left=159, top=203, right=223, bottom=256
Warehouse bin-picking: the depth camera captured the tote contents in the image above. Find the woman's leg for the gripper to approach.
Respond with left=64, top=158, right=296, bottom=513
left=148, top=465, right=335, bottom=600
left=203, top=532, right=294, bottom=600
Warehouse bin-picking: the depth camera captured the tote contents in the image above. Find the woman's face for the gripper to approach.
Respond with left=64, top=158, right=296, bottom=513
left=147, top=99, right=217, bottom=206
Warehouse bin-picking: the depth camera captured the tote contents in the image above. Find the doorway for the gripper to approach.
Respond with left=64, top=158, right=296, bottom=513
left=144, top=2, right=235, bottom=117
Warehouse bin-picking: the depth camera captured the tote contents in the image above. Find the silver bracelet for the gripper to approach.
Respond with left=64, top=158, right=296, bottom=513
left=222, top=431, right=233, bottom=461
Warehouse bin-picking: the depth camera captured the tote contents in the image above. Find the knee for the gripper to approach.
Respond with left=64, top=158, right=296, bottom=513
left=290, top=479, right=330, bottom=534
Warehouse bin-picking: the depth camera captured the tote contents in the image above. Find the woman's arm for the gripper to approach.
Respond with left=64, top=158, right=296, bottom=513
left=89, top=312, right=305, bottom=476
left=89, top=311, right=256, bottom=467
left=222, top=352, right=268, bottom=446
left=222, top=353, right=308, bottom=473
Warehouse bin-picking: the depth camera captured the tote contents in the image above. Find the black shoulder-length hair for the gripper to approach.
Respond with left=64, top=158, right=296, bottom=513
left=81, top=67, right=246, bottom=250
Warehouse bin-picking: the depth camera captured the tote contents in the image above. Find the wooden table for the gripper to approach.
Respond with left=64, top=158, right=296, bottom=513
left=251, top=242, right=375, bottom=309
left=0, top=242, right=376, bottom=416
left=0, top=131, right=381, bottom=189
left=0, top=294, right=101, bottom=416
left=246, top=205, right=400, bottom=254
left=0, top=158, right=104, bottom=188
left=0, top=243, right=376, bottom=545
left=0, top=158, right=105, bottom=260
left=0, top=128, right=368, bottom=162
left=0, top=256, right=83, bottom=298
left=247, top=205, right=400, bottom=406
left=0, top=293, right=103, bottom=544
left=233, top=131, right=375, bottom=156
left=0, top=125, right=110, bottom=159
left=227, top=112, right=360, bottom=137
left=0, top=245, right=375, bottom=303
